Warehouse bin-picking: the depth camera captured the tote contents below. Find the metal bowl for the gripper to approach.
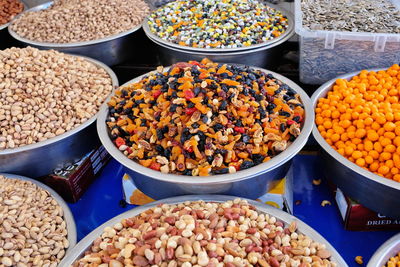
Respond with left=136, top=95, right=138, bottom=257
left=8, top=1, right=149, bottom=66
left=59, top=195, right=347, bottom=266
left=97, top=66, right=313, bottom=199
left=146, top=33, right=294, bottom=70
left=142, top=4, right=294, bottom=69
left=1, top=173, right=77, bottom=259
left=311, top=68, right=400, bottom=219
left=368, top=233, right=400, bottom=267
left=0, top=55, right=118, bottom=178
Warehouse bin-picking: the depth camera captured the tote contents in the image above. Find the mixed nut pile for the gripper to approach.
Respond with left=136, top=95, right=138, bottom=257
left=0, top=175, right=69, bottom=266
left=148, top=0, right=289, bottom=49
left=10, top=0, right=150, bottom=43
left=73, top=199, right=337, bottom=267
left=107, top=59, right=304, bottom=176
left=0, top=47, right=113, bottom=150
left=0, top=0, right=23, bottom=26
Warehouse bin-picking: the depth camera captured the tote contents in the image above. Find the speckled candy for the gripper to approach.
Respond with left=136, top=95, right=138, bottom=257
left=148, top=0, right=289, bottom=49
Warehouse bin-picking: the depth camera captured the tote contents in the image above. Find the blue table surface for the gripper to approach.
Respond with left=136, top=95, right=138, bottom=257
left=68, top=154, right=399, bottom=266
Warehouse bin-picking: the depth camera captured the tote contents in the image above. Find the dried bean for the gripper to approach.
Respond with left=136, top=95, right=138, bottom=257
left=148, top=0, right=289, bottom=49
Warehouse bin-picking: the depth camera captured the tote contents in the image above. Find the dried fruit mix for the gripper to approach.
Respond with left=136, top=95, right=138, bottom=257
left=107, top=59, right=304, bottom=176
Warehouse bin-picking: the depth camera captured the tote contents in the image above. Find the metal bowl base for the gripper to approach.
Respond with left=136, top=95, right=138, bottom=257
left=123, top=160, right=291, bottom=200
left=153, top=40, right=285, bottom=70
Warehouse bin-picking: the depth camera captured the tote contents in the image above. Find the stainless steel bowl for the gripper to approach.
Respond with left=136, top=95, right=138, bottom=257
left=368, top=233, right=400, bottom=267
left=59, top=195, right=347, bottom=266
left=142, top=4, right=294, bottom=69
left=1, top=173, right=77, bottom=259
left=97, top=66, right=313, bottom=199
left=146, top=33, right=294, bottom=69
left=8, top=1, right=148, bottom=66
left=311, top=68, right=400, bottom=219
left=0, top=56, right=118, bottom=178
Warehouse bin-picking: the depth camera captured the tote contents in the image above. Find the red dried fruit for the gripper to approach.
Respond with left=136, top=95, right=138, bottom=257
left=115, top=137, right=125, bottom=147
left=234, top=126, right=245, bottom=133
left=153, top=90, right=162, bottom=99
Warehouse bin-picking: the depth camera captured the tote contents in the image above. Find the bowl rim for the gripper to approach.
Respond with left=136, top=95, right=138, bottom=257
left=0, top=53, right=119, bottom=155
left=367, top=232, right=400, bottom=267
left=0, top=172, right=77, bottom=259
left=96, top=64, right=314, bottom=184
left=59, top=195, right=348, bottom=266
left=146, top=29, right=294, bottom=55
left=0, top=0, right=27, bottom=31
left=8, top=0, right=146, bottom=47
left=311, top=67, right=400, bottom=191
left=142, top=1, right=294, bottom=53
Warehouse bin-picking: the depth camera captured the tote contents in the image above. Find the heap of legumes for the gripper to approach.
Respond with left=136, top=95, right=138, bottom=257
left=147, top=0, right=289, bottom=49
left=0, top=47, right=113, bottom=150
left=107, top=59, right=304, bottom=176
left=315, top=64, right=400, bottom=182
left=10, top=0, right=150, bottom=43
left=72, top=198, right=337, bottom=266
left=0, top=175, right=69, bottom=266
left=0, top=0, right=24, bottom=26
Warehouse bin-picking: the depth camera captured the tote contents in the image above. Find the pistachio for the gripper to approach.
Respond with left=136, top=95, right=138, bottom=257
left=0, top=47, right=113, bottom=150
left=0, top=175, right=68, bottom=266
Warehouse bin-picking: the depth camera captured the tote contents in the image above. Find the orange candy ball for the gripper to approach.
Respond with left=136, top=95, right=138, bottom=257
left=315, top=64, right=400, bottom=183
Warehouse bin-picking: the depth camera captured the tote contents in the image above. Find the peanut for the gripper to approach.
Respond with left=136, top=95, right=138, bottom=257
left=0, top=0, right=23, bottom=25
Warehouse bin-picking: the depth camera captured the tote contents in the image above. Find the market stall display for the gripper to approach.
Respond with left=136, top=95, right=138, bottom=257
left=0, top=0, right=399, bottom=265
left=8, top=0, right=151, bottom=65
left=97, top=60, right=313, bottom=199
left=0, top=46, right=118, bottom=177
left=0, top=173, right=76, bottom=266
left=368, top=233, right=400, bottom=267
left=142, top=0, right=294, bottom=68
left=311, top=66, right=400, bottom=219
left=60, top=195, right=347, bottom=266
left=295, top=0, right=400, bottom=84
